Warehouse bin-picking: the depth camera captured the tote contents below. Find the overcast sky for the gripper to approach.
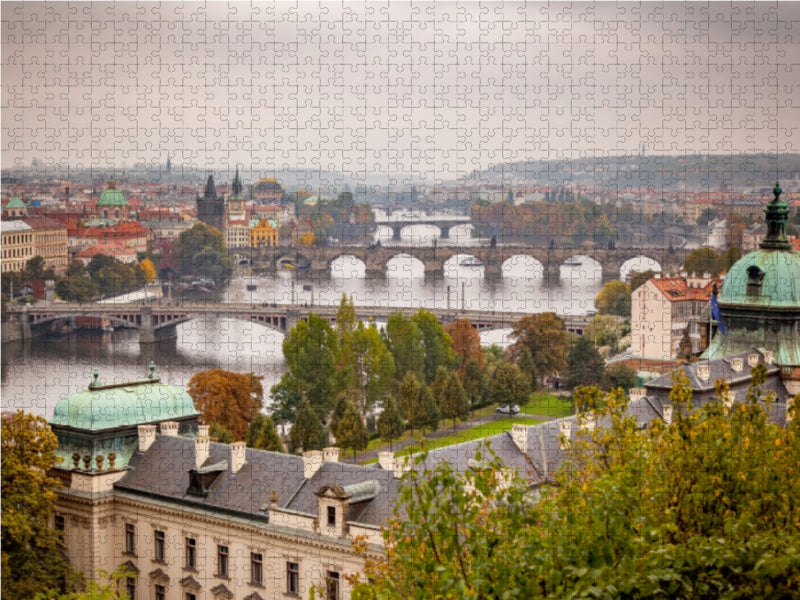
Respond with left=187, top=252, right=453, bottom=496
left=2, top=1, right=799, bottom=183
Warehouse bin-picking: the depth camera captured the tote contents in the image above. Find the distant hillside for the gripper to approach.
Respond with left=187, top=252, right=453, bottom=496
left=457, top=154, right=800, bottom=192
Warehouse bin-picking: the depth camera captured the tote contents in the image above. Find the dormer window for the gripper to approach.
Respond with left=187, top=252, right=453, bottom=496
left=746, top=265, right=764, bottom=296
left=327, top=506, right=336, bottom=527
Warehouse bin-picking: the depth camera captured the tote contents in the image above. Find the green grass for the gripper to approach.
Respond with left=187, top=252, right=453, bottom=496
left=391, top=417, right=543, bottom=458
left=521, top=392, right=574, bottom=418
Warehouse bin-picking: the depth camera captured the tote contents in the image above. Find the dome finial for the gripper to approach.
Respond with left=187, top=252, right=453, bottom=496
left=773, top=181, right=782, bottom=203
left=90, top=368, right=100, bottom=388
left=149, top=361, right=157, bottom=379
left=760, top=181, right=791, bottom=250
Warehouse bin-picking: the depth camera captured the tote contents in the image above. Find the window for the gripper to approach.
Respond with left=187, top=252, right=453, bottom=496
left=287, top=561, right=299, bottom=595
left=126, top=577, right=136, bottom=600
left=125, top=523, right=136, bottom=554
left=185, top=594, right=196, bottom=600
left=327, top=505, right=336, bottom=527
left=217, top=544, right=229, bottom=577
left=154, top=585, right=165, bottom=600
left=326, top=571, right=340, bottom=600
left=251, top=552, right=263, bottom=586
left=54, top=515, right=65, bottom=532
left=154, top=530, right=165, bottom=562
left=185, top=537, right=196, bottom=570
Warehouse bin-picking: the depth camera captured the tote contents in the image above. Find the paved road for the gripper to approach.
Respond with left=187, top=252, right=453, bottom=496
left=341, top=411, right=557, bottom=465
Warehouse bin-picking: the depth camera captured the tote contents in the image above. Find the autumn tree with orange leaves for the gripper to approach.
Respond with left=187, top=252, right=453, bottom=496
left=444, top=319, right=484, bottom=371
left=187, top=369, right=264, bottom=440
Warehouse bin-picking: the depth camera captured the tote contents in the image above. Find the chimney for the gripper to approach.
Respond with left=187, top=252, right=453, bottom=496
left=628, top=387, right=646, bottom=402
left=378, top=451, right=395, bottom=472
left=662, top=404, right=673, bottom=426
left=194, top=436, right=210, bottom=469
left=393, top=456, right=412, bottom=480
left=511, top=423, right=528, bottom=452
left=197, top=424, right=210, bottom=437
left=696, top=364, right=710, bottom=382
left=558, top=420, right=572, bottom=450
left=138, top=424, right=157, bottom=452
left=323, top=447, right=339, bottom=463
left=303, top=450, right=323, bottom=479
left=764, top=350, right=774, bottom=365
left=730, top=357, right=743, bottom=373
left=747, top=353, right=759, bottom=367
left=230, top=441, right=246, bottom=473
left=160, top=421, right=179, bottom=437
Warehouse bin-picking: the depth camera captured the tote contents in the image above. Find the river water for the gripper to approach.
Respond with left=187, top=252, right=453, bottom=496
left=1, top=222, right=639, bottom=419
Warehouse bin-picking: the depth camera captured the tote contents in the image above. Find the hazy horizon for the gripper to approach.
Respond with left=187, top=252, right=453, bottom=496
left=4, top=2, right=800, bottom=184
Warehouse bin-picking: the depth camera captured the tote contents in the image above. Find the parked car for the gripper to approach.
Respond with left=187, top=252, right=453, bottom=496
left=496, top=404, right=520, bottom=415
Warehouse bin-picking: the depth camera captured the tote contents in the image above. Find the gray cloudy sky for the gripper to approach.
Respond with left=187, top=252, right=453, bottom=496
left=2, top=1, right=799, bottom=183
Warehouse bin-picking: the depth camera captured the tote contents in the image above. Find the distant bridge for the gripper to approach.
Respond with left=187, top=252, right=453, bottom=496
left=239, top=244, right=684, bottom=284
left=5, top=302, right=593, bottom=344
left=373, top=216, right=472, bottom=240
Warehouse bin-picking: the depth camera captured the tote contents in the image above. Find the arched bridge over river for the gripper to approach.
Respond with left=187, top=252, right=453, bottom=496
left=5, top=302, right=593, bottom=344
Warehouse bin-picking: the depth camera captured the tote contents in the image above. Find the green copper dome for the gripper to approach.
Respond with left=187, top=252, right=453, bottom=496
left=97, top=179, right=128, bottom=207
left=6, top=196, right=25, bottom=208
left=51, top=366, right=199, bottom=431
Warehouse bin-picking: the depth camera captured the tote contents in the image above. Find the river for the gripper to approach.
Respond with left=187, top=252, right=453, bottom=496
left=2, top=223, right=621, bottom=419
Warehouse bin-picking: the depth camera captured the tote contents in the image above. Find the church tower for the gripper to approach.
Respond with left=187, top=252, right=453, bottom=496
left=196, top=174, right=226, bottom=232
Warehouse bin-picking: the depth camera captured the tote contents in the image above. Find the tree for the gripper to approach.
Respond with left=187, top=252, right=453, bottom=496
left=377, top=395, right=404, bottom=450
left=397, top=372, right=422, bottom=436
left=564, top=336, right=605, bottom=390
left=209, top=422, right=235, bottom=443
left=683, top=247, right=720, bottom=276
left=516, top=348, right=539, bottom=392
left=170, top=222, right=233, bottom=283
left=585, top=314, right=625, bottom=354
left=488, top=362, right=530, bottom=407
left=414, top=385, right=440, bottom=434
left=187, top=369, right=264, bottom=440
left=268, top=380, right=302, bottom=436
left=360, top=373, right=800, bottom=599
left=330, top=398, right=366, bottom=459
left=507, top=313, right=569, bottom=380
left=602, top=362, right=639, bottom=392
left=2, top=411, right=78, bottom=600
left=281, top=313, right=343, bottom=418
left=42, top=565, right=137, bottom=600
left=594, top=280, right=631, bottom=317
left=138, top=257, right=156, bottom=283
left=461, top=357, right=489, bottom=409
left=289, top=400, right=327, bottom=453
left=383, top=312, right=425, bottom=386
left=245, top=414, right=284, bottom=452
left=343, top=322, right=395, bottom=420
left=629, top=269, right=658, bottom=292
left=411, top=309, right=459, bottom=384
left=716, top=245, right=742, bottom=274
left=444, top=319, right=484, bottom=371
left=335, top=293, right=357, bottom=339
left=437, top=371, right=469, bottom=431
left=482, top=344, right=506, bottom=378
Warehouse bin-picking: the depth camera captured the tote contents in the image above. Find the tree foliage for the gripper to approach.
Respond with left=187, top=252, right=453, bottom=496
left=359, top=370, right=800, bottom=599
left=289, top=400, right=327, bottom=453
left=170, top=221, right=233, bottom=283
left=411, top=309, right=459, bottom=384
left=488, top=362, right=530, bottom=407
left=436, top=371, right=470, bottom=430
left=281, top=313, right=343, bottom=418
left=461, top=357, right=489, bottom=409
left=397, top=372, right=422, bottom=435
left=602, top=362, right=639, bottom=392
left=186, top=369, right=264, bottom=440
left=2, top=411, right=78, bottom=600
left=629, top=269, right=658, bottom=292
left=245, top=414, right=284, bottom=452
left=594, top=280, right=632, bottom=317
left=507, top=313, right=569, bottom=379
left=444, top=319, right=484, bottom=370
left=564, top=336, right=606, bottom=390
left=330, top=398, right=366, bottom=458
left=138, top=257, right=156, bottom=283
left=383, top=312, right=425, bottom=386
left=377, top=395, right=404, bottom=449
left=343, top=321, right=395, bottom=419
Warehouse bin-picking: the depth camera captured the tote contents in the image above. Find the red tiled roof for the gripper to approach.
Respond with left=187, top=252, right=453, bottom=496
left=650, top=276, right=722, bottom=301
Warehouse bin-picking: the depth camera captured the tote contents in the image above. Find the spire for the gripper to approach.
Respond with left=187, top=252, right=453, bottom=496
left=231, top=167, right=243, bottom=197
left=203, top=174, right=217, bottom=199
left=760, top=181, right=792, bottom=250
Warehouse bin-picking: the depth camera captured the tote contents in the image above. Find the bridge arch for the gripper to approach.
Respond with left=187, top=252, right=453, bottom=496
left=501, top=255, right=544, bottom=278
left=620, top=255, right=662, bottom=281
left=443, top=254, right=484, bottom=277
left=329, top=255, right=366, bottom=278
left=560, top=254, right=602, bottom=279
left=385, top=254, right=425, bottom=278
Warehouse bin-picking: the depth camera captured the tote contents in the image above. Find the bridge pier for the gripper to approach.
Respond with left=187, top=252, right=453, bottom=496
left=439, top=226, right=450, bottom=239
left=392, top=226, right=403, bottom=241
left=542, top=260, right=562, bottom=288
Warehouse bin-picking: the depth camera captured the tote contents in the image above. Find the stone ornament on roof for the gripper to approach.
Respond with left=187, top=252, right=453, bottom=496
left=761, top=181, right=791, bottom=250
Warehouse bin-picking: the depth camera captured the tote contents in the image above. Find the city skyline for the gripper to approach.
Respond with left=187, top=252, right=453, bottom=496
left=3, top=2, right=800, bottom=184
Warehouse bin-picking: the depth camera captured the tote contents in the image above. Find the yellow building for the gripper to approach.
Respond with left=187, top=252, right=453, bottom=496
left=1, top=220, right=35, bottom=273
left=24, top=216, right=69, bottom=274
left=249, top=218, right=279, bottom=248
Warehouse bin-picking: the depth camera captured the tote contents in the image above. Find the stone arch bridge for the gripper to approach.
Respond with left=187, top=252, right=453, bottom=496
left=243, top=245, right=684, bottom=283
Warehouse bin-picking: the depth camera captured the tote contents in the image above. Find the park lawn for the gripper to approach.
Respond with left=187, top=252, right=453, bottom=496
left=521, top=392, right=574, bottom=418
left=391, top=417, right=543, bottom=458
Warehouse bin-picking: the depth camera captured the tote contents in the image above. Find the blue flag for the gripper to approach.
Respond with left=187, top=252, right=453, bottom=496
left=711, top=292, right=726, bottom=334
